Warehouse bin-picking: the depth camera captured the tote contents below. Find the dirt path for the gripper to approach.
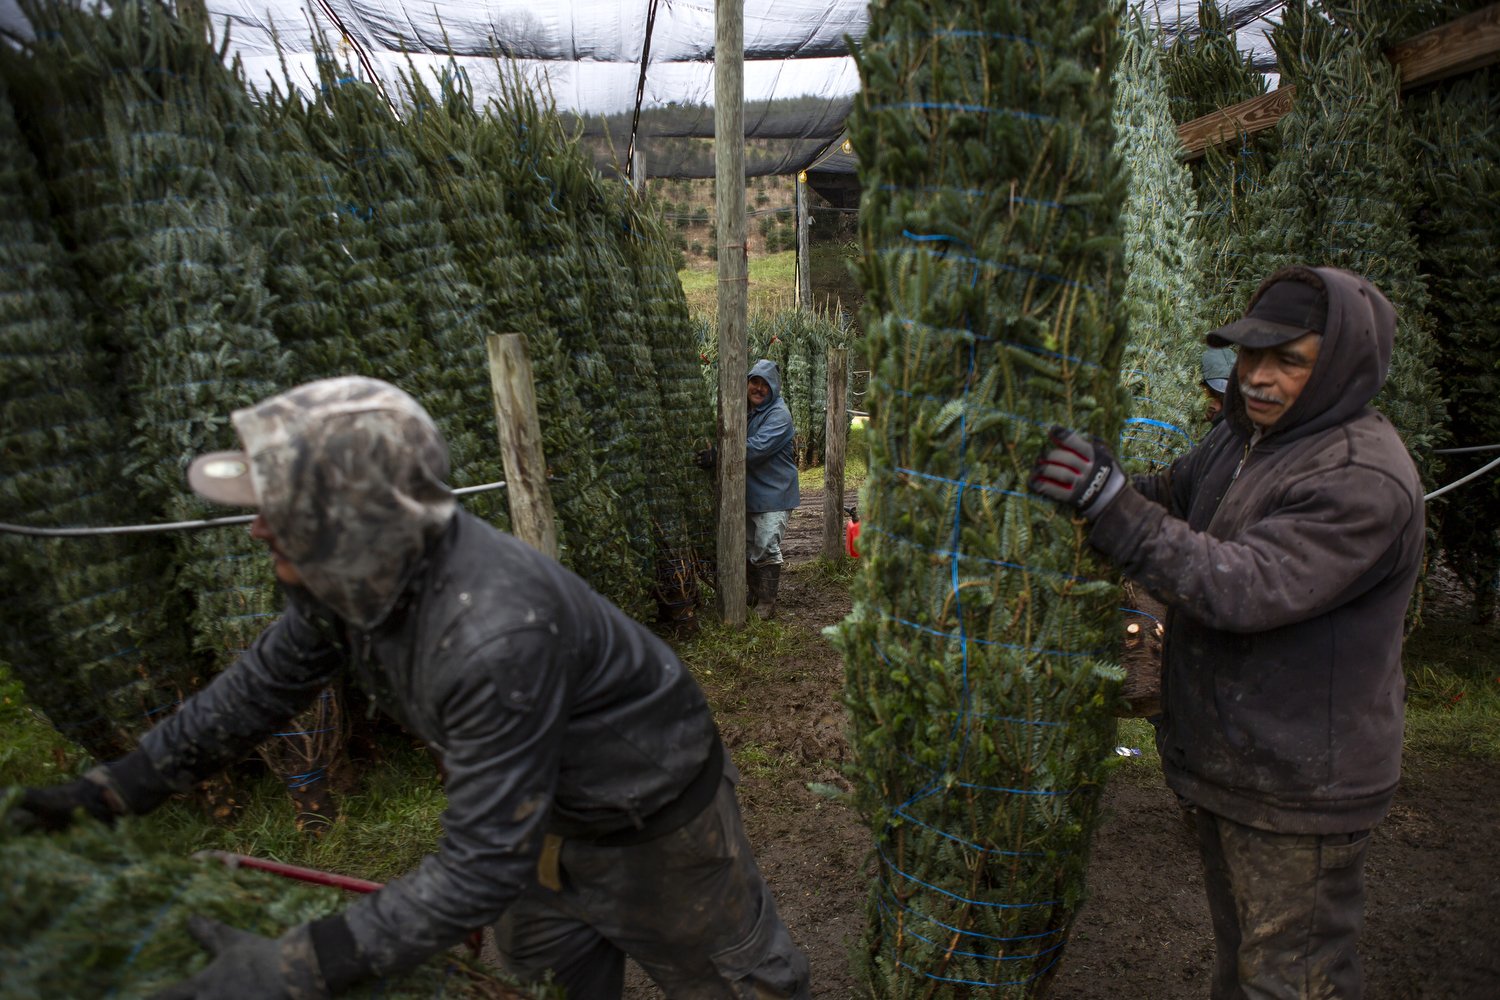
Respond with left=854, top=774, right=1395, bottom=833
left=633, top=489, right=1500, bottom=998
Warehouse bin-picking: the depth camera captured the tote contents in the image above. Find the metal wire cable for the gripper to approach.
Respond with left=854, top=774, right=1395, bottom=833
left=0, top=481, right=508, bottom=538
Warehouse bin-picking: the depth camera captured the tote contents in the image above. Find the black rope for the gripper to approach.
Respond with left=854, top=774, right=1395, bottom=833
left=625, top=0, right=663, bottom=186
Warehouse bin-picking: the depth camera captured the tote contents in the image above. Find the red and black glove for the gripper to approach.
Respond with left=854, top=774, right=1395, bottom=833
left=1028, top=427, right=1125, bottom=519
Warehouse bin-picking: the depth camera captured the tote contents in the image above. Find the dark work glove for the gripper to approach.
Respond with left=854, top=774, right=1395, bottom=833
left=1028, top=427, right=1125, bottom=519
left=151, top=918, right=333, bottom=1000
left=8, top=751, right=175, bottom=833
left=693, top=446, right=717, bottom=470
left=8, top=770, right=119, bottom=832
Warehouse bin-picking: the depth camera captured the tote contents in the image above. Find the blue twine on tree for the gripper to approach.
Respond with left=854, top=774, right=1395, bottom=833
left=882, top=612, right=1103, bottom=658
left=877, top=844, right=1062, bottom=909
left=875, top=893, right=1066, bottom=944
left=879, top=245, right=1092, bottom=291
left=273, top=727, right=336, bottom=738
left=888, top=804, right=1060, bottom=858
left=895, top=918, right=1069, bottom=965
left=864, top=526, right=1096, bottom=583
left=283, top=768, right=326, bottom=789
left=900, top=756, right=1076, bottom=797
left=894, top=957, right=1059, bottom=990
left=894, top=464, right=1041, bottom=503
left=109, top=894, right=184, bottom=994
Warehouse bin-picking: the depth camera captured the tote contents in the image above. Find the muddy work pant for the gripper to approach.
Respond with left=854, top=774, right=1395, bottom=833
left=745, top=510, right=790, bottom=566
left=1194, top=808, right=1372, bottom=1000
left=493, top=776, right=811, bottom=999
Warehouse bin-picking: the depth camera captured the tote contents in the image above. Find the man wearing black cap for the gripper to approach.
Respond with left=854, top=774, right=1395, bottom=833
left=9, top=376, right=811, bottom=999
left=1028, top=267, right=1425, bottom=998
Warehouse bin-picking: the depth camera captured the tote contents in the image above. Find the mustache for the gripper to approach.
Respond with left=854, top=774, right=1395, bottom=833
left=1238, top=380, right=1283, bottom=405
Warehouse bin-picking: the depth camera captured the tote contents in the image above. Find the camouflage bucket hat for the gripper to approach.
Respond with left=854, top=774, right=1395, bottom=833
left=193, top=376, right=456, bottom=629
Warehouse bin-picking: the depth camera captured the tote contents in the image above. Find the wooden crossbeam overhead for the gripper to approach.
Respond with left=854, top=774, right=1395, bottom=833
left=1178, top=2, right=1500, bottom=160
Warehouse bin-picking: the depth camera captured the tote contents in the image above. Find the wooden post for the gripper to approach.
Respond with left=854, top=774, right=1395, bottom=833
left=795, top=171, right=811, bottom=310
left=486, top=333, right=559, bottom=560
left=715, top=0, right=748, bottom=625
left=821, top=346, right=849, bottom=561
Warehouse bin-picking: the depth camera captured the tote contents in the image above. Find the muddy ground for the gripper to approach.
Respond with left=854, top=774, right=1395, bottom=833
left=626, top=489, right=1500, bottom=998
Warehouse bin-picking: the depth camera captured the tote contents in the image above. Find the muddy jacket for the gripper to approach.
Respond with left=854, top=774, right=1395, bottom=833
left=746, top=359, right=800, bottom=513
left=134, top=378, right=718, bottom=978
left=1088, top=267, right=1424, bottom=834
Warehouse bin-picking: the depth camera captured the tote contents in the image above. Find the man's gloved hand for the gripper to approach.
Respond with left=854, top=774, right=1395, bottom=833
left=1028, top=427, right=1126, bottom=519
left=693, top=446, right=717, bottom=470
left=151, top=918, right=331, bottom=1000
left=8, top=769, right=122, bottom=832
left=7, top=752, right=175, bottom=833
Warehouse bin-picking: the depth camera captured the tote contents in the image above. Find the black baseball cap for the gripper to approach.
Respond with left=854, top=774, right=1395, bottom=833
left=1207, top=277, right=1327, bottom=349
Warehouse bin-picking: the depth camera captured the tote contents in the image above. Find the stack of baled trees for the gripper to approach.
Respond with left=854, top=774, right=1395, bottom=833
left=0, top=0, right=712, bottom=824
left=836, top=0, right=1128, bottom=993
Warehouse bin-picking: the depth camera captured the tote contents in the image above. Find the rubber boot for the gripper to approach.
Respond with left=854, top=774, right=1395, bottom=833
left=745, top=562, right=761, bottom=608
left=753, top=563, right=781, bottom=620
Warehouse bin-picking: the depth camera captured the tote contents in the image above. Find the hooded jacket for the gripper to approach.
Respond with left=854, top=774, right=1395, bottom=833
left=135, top=378, right=719, bottom=978
left=745, top=359, right=801, bottom=514
left=1088, top=267, right=1424, bottom=834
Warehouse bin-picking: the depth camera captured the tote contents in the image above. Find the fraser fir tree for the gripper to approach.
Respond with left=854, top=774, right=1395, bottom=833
left=1243, top=0, right=1445, bottom=477
left=1411, top=67, right=1500, bottom=614
left=1113, top=15, right=1212, bottom=469
left=835, top=0, right=1128, bottom=994
left=1161, top=1, right=1275, bottom=328
left=392, top=65, right=641, bottom=607
left=0, top=798, right=553, bottom=998
left=5, top=0, right=285, bottom=743
left=0, top=73, right=152, bottom=759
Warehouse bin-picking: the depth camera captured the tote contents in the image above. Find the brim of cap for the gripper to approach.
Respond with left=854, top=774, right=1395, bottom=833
left=187, top=450, right=259, bottom=507
left=1206, top=316, right=1312, bottom=349
left=1204, top=378, right=1228, bottom=394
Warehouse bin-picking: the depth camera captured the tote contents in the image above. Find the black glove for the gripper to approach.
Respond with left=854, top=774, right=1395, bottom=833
left=1028, top=427, right=1125, bottom=519
left=151, top=918, right=333, bottom=1000
left=8, top=751, right=176, bottom=833
left=693, top=446, right=717, bottom=470
left=8, top=771, right=119, bottom=832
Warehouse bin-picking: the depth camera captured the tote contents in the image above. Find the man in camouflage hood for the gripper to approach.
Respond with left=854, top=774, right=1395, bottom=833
left=1029, top=267, right=1424, bottom=998
left=13, top=376, right=811, bottom=999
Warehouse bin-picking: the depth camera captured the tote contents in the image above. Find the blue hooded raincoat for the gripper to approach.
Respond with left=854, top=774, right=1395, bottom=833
left=746, top=359, right=800, bottom=514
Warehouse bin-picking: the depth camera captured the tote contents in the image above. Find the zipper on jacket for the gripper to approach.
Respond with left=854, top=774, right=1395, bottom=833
left=1227, top=429, right=1263, bottom=490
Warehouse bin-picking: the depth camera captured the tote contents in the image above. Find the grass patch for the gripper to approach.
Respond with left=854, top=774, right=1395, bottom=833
left=678, top=250, right=797, bottom=318
left=132, top=738, right=447, bottom=882
left=798, top=419, right=870, bottom=495
left=1402, top=615, right=1500, bottom=765
left=0, top=664, right=87, bottom=786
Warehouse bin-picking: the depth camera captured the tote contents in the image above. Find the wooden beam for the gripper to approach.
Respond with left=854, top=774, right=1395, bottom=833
left=714, top=0, right=748, bottom=626
left=821, top=347, right=849, bottom=561
left=1389, top=3, right=1500, bottom=89
left=1179, top=85, right=1296, bottom=160
left=1178, top=2, right=1500, bottom=161
left=486, top=333, right=559, bottom=560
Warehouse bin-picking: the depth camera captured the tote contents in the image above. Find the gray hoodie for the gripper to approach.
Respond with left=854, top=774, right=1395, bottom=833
left=1088, top=267, right=1425, bottom=834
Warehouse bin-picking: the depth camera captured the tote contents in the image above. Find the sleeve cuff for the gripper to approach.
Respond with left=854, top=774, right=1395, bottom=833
left=102, top=750, right=175, bottom=815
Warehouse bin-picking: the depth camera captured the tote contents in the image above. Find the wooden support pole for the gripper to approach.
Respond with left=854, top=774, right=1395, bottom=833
left=821, top=346, right=849, bottom=561
left=795, top=171, right=811, bottom=310
left=1179, top=3, right=1500, bottom=161
left=486, top=333, right=559, bottom=560
left=715, top=0, right=748, bottom=625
